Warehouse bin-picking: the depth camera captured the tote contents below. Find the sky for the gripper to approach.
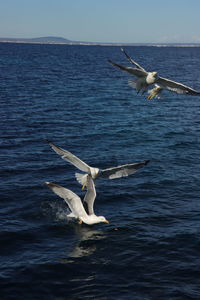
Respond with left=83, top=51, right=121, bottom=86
left=1, top=0, right=200, bottom=43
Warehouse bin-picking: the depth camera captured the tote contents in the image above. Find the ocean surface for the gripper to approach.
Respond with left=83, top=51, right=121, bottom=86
left=1, top=43, right=200, bottom=300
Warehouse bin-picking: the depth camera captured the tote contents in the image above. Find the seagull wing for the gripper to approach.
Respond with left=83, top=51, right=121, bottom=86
left=108, top=60, right=147, bottom=77
left=121, top=48, right=147, bottom=72
left=83, top=176, right=96, bottom=215
left=45, top=182, right=88, bottom=219
left=99, top=160, right=150, bottom=179
left=157, top=76, right=200, bottom=95
left=47, top=140, right=91, bottom=173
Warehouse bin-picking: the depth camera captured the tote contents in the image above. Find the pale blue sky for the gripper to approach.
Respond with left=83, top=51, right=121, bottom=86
left=1, top=0, right=200, bottom=43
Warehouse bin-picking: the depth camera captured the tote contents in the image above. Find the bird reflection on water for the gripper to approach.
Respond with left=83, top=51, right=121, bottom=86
left=60, top=225, right=106, bottom=261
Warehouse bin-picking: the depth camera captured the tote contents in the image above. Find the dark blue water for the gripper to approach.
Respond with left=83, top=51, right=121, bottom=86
left=1, top=43, right=200, bottom=299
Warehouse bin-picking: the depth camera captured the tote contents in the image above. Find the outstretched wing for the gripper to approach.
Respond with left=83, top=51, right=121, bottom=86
left=121, top=48, right=147, bottom=72
left=83, top=175, right=96, bottom=215
left=108, top=60, right=147, bottom=77
left=46, top=140, right=91, bottom=173
left=99, top=160, right=150, bottom=179
left=45, top=182, right=88, bottom=219
left=157, top=77, right=200, bottom=95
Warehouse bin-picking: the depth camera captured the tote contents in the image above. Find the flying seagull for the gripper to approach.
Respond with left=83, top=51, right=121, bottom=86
left=46, top=140, right=150, bottom=188
left=121, top=48, right=163, bottom=99
left=108, top=49, right=200, bottom=99
left=45, top=175, right=109, bottom=225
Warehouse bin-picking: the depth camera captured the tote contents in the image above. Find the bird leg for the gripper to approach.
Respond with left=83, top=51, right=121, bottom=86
left=82, top=183, right=86, bottom=190
left=147, top=87, right=162, bottom=100
left=147, top=94, right=155, bottom=100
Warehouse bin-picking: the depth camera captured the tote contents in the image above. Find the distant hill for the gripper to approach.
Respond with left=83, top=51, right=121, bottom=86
left=0, top=36, right=74, bottom=44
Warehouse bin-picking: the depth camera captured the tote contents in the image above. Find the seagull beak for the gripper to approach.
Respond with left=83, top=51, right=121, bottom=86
left=104, top=220, right=109, bottom=224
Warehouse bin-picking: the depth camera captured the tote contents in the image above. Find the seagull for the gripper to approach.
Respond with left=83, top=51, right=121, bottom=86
left=121, top=48, right=163, bottom=99
left=108, top=48, right=200, bottom=99
left=46, top=140, right=150, bottom=188
left=45, top=175, right=109, bottom=225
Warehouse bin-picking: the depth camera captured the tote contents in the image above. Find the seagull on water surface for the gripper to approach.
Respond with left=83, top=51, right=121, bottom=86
left=46, top=140, right=150, bottom=188
left=108, top=48, right=200, bottom=99
left=45, top=175, right=109, bottom=225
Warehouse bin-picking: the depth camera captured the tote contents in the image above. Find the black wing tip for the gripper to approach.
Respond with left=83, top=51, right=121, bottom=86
left=190, top=91, right=200, bottom=96
left=144, top=160, right=150, bottom=165
left=121, top=48, right=131, bottom=59
left=44, top=138, right=52, bottom=145
left=108, top=59, right=114, bottom=64
left=44, top=139, right=58, bottom=148
left=108, top=60, right=119, bottom=68
left=121, top=47, right=128, bottom=55
left=45, top=181, right=58, bottom=189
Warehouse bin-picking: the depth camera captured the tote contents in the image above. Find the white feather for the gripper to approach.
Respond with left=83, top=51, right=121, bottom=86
left=75, top=173, right=88, bottom=186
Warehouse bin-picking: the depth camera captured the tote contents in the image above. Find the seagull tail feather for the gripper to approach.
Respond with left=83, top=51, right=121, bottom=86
left=75, top=173, right=88, bottom=186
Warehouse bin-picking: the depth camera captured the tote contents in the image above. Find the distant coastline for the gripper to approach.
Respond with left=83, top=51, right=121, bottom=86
left=1, top=36, right=200, bottom=47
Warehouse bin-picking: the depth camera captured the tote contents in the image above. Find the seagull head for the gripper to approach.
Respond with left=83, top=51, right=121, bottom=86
left=80, top=215, right=109, bottom=225
left=152, top=71, right=158, bottom=78
left=98, top=216, right=109, bottom=224
left=146, top=72, right=158, bottom=84
left=90, top=167, right=99, bottom=179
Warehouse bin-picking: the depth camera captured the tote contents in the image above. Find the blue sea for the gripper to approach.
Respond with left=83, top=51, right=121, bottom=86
left=1, top=43, right=200, bottom=300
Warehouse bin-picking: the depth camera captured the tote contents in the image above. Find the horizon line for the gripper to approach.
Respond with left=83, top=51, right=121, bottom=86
left=0, top=36, right=200, bottom=46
